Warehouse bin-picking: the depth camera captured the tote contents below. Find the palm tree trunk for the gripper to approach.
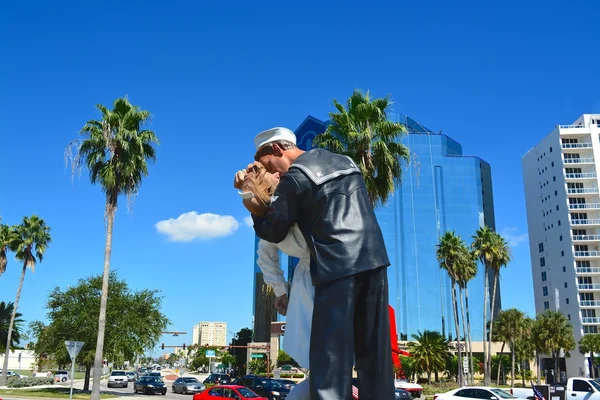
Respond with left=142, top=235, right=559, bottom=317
left=84, top=365, right=91, bottom=391
left=483, top=264, right=489, bottom=386
left=91, top=200, right=116, bottom=400
left=459, top=287, right=471, bottom=385
left=0, top=263, right=27, bottom=385
left=511, top=343, right=515, bottom=389
left=497, top=342, right=506, bottom=385
left=465, top=287, right=474, bottom=385
left=536, top=349, right=541, bottom=384
left=451, top=279, right=464, bottom=386
left=591, top=351, right=595, bottom=379
left=488, top=269, right=499, bottom=384
left=554, top=350, right=559, bottom=383
left=521, top=361, right=526, bottom=387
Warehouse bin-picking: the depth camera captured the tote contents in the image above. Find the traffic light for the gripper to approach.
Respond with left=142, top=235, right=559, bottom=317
left=183, top=343, right=186, bottom=350
left=161, top=343, right=164, bottom=350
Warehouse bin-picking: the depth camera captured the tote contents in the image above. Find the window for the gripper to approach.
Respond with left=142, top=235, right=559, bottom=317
left=563, top=266, right=566, bottom=272
left=568, top=314, right=571, bottom=320
left=542, top=272, right=547, bottom=281
left=540, top=257, right=546, bottom=267
left=583, top=309, right=597, bottom=318
left=562, top=251, right=565, bottom=257
left=539, top=243, right=544, bottom=253
left=555, top=190, right=558, bottom=196
left=558, top=220, right=561, bottom=226
left=543, top=286, right=549, bottom=296
left=566, top=298, right=570, bottom=304
left=560, top=235, right=563, bottom=241
left=455, top=389, right=477, bottom=398
left=553, top=176, right=556, bottom=182
left=557, top=205, right=559, bottom=211
left=573, top=379, right=593, bottom=393
left=552, top=161, right=555, bottom=167
left=584, top=326, right=599, bottom=334
left=544, top=301, right=550, bottom=310
left=550, top=147, right=553, bottom=153
left=565, top=282, right=568, bottom=288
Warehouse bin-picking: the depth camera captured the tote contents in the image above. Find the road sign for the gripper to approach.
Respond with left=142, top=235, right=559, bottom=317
left=251, top=354, right=264, bottom=359
left=206, top=350, right=216, bottom=357
left=64, top=341, right=84, bottom=361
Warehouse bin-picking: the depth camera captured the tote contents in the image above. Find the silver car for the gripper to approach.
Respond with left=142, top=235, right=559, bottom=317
left=172, top=377, right=205, bottom=394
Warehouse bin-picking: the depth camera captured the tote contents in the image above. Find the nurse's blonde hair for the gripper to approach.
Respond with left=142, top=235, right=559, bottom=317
left=242, top=162, right=275, bottom=216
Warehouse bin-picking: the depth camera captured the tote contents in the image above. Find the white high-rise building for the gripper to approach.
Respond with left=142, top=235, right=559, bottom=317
left=523, top=114, right=600, bottom=378
left=192, top=321, right=227, bottom=347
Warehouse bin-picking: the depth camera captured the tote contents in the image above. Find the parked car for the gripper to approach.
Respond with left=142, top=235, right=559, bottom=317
left=192, top=385, right=267, bottom=400
left=434, top=387, right=525, bottom=400
left=148, top=371, right=163, bottom=379
left=352, top=378, right=411, bottom=399
left=126, top=371, right=138, bottom=382
left=394, top=379, right=423, bottom=398
left=233, top=375, right=290, bottom=400
left=172, top=377, right=205, bottom=394
left=511, top=378, right=600, bottom=400
left=0, top=370, right=22, bottom=379
left=134, top=376, right=167, bottom=395
left=203, top=373, right=232, bottom=385
left=275, top=379, right=296, bottom=390
left=107, top=370, right=129, bottom=388
left=54, top=370, right=69, bottom=383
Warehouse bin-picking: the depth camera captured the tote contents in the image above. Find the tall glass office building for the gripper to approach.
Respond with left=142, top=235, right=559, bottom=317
left=251, top=114, right=500, bottom=342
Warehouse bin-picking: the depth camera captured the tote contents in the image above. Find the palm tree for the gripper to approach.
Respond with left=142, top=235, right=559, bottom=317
left=515, top=319, right=534, bottom=387
left=533, top=310, right=576, bottom=381
left=0, top=301, right=23, bottom=353
left=312, top=89, right=410, bottom=207
left=579, top=334, right=600, bottom=378
left=458, top=251, right=477, bottom=384
left=65, top=97, right=158, bottom=400
left=0, top=215, right=51, bottom=385
left=493, top=311, right=510, bottom=385
left=531, top=318, right=551, bottom=384
left=437, top=231, right=471, bottom=386
left=499, top=309, right=527, bottom=388
left=408, top=330, right=449, bottom=384
left=472, top=226, right=511, bottom=385
left=0, top=223, right=17, bottom=277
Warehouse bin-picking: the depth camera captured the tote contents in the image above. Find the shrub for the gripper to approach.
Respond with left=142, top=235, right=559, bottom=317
left=7, top=376, right=55, bottom=388
left=420, top=382, right=460, bottom=396
left=279, top=373, right=305, bottom=379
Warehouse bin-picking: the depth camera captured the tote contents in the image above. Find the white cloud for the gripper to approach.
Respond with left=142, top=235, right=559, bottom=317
left=500, top=227, right=529, bottom=247
left=243, top=216, right=253, bottom=227
left=155, top=212, right=239, bottom=242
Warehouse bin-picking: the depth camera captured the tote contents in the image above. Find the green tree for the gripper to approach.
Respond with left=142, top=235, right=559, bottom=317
left=533, top=310, right=576, bottom=380
left=472, top=226, right=511, bottom=385
left=277, top=349, right=299, bottom=368
left=312, top=89, right=409, bottom=207
left=28, top=271, right=168, bottom=390
left=190, top=346, right=219, bottom=372
left=248, top=359, right=267, bottom=375
left=0, top=215, right=51, bottom=385
left=220, top=353, right=236, bottom=368
left=228, top=328, right=253, bottom=372
left=579, top=334, right=600, bottom=379
left=407, top=330, right=449, bottom=383
left=515, top=319, right=534, bottom=387
left=0, top=301, right=23, bottom=353
left=499, top=309, right=528, bottom=388
left=493, top=311, right=510, bottom=384
left=65, top=97, right=158, bottom=400
left=0, top=224, right=18, bottom=277
left=437, top=231, right=471, bottom=386
left=400, top=356, right=415, bottom=381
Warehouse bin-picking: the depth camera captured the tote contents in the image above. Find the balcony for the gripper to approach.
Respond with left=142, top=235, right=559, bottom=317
left=569, top=203, right=600, bottom=210
left=564, top=158, right=595, bottom=164
left=567, top=188, right=599, bottom=194
left=560, top=124, right=589, bottom=131
left=562, top=143, right=593, bottom=149
left=571, top=219, right=600, bottom=226
left=573, top=235, right=600, bottom=241
left=577, top=267, right=600, bottom=274
left=565, top=173, right=597, bottom=179
left=580, top=300, right=600, bottom=307
left=582, top=317, right=600, bottom=324
left=578, top=283, right=600, bottom=290
left=575, top=251, right=600, bottom=257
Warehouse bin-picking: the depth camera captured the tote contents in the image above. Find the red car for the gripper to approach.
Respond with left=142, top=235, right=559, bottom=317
left=193, top=385, right=267, bottom=400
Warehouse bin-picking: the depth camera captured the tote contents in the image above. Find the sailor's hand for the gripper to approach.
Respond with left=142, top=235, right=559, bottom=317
left=275, top=294, right=288, bottom=316
left=234, top=169, right=247, bottom=189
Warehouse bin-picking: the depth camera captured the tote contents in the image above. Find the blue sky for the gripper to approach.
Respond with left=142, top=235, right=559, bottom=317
left=1, top=0, right=599, bottom=355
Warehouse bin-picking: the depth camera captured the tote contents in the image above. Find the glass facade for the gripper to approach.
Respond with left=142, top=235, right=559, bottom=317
left=251, top=114, right=499, bottom=342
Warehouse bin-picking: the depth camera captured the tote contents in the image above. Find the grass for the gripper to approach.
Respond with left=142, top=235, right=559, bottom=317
left=14, top=370, right=86, bottom=379
left=0, top=387, right=115, bottom=399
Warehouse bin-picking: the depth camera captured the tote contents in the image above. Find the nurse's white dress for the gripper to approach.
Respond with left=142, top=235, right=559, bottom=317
left=257, top=224, right=312, bottom=400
